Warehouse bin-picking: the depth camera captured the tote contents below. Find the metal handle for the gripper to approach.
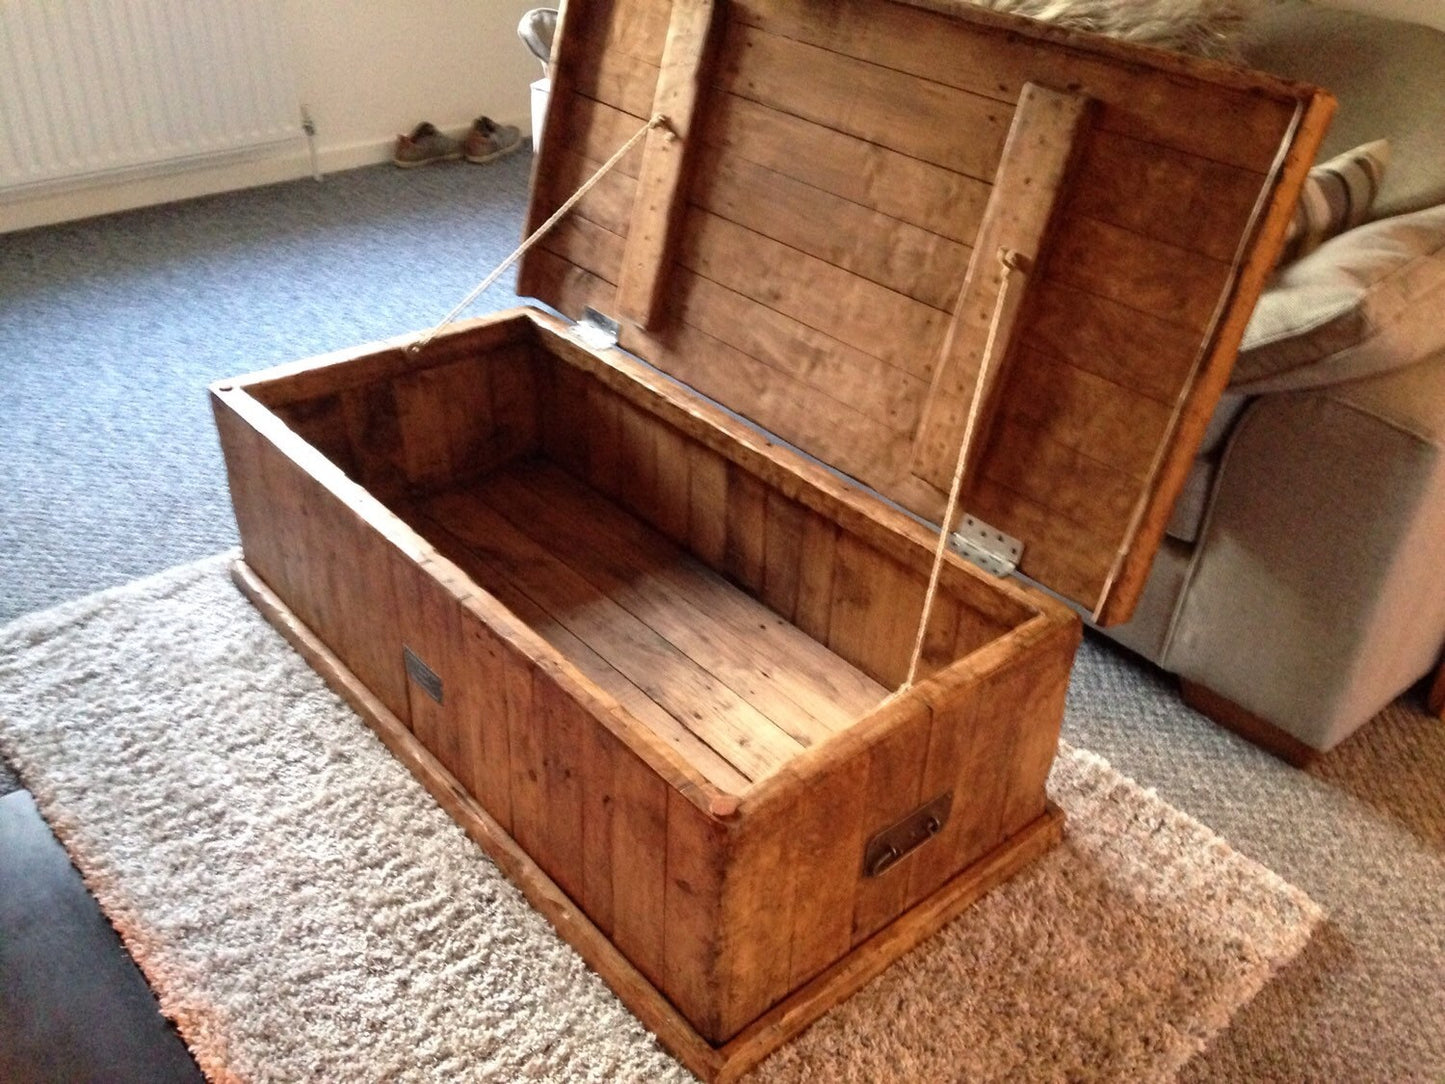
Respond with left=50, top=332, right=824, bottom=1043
left=862, top=793, right=952, bottom=878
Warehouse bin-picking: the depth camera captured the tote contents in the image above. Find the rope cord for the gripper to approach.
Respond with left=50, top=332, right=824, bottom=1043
left=408, top=113, right=669, bottom=355
left=901, top=248, right=1025, bottom=691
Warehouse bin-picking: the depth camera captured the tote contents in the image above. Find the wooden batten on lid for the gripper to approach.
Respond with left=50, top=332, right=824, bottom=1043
left=517, top=0, right=1334, bottom=626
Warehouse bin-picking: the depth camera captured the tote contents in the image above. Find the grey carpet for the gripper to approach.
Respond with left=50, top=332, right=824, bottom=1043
left=0, top=554, right=1321, bottom=1082
left=0, top=155, right=531, bottom=624
left=1, top=159, right=1442, bottom=1080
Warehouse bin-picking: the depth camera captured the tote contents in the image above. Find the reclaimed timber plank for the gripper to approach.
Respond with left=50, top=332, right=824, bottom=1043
left=677, top=269, right=930, bottom=435
left=827, top=533, right=926, bottom=689
left=514, top=461, right=886, bottom=719
left=705, top=93, right=991, bottom=244
left=793, top=512, right=838, bottom=646
left=687, top=439, right=730, bottom=568
left=1044, top=214, right=1231, bottom=335
left=585, top=378, right=624, bottom=500
left=760, top=490, right=806, bottom=622
left=848, top=699, right=934, bottom=943
left=235, top=315, right=532, bottom=408
left=653, top=422, right=694, bottom=544
left=533, top=667, right=589, bottom=902
left=679, top=210, right=948, bottom=378
left=969, top=476, right=1116, bottom=605
left=411, top=508, right=753, bottom=794
left=1000, top=346, right=1175, bottom=478
left=229, top=560, right=729, bottom=1084
left=613, top=745, right=673, bottom=989
left=539, top=354, right=589, bottom=477
left=780, top=753, right=869, bottom=990
left=540, top=213, right=624, bottom=285
left=712, top=804, right=1064, bottom=1082
left=1068, top=127, right=1265, bottom=264
left=213, top=388, right=412, bottom=723
left=546, top=149, right=638, bottom=235
left=714, top=811, right=797, bottom=1040
left=478, top=469, right=855, bottom=744
left=616, top=396, right=661, bottom=523
left=617, top=0, right=721, bottom=326
left=716, top=20, right=1011, bottom=180
left=911, top=83, right=1093, bottom=493
left=273, top=393, right=356, bottom=478
left=579, top=723, right=617, bottom=936
left=729, top=0, right=1300, bottom=172
left=421, top=489, right=807, bottom=781
left=723, top=462, right=768, bottom=595
left=664, top=790, right=730, bottom=1042
left=1021, top=280, right=1202, bottom=405
left=691, top=143, right=967, bottom=310
left=1090, top=89, right=1336, bottom=627
left=981, top=418, right=1144, bottom=541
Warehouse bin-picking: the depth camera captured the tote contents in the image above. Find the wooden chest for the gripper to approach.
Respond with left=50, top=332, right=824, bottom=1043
left=211, top=1, right=1329, bottom=1078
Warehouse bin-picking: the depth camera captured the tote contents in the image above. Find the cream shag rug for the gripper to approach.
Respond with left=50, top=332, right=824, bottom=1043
left=0, top=554, right=1320, bottom=1082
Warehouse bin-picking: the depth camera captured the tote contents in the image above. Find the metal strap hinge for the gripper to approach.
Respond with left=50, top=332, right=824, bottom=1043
left=948, top=514, right=1023, bottom=578
left=575, top=306, right=620, bottom=350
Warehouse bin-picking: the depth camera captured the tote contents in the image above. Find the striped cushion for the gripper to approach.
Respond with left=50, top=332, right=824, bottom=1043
left=1282, top=139, right=1390, bottom=262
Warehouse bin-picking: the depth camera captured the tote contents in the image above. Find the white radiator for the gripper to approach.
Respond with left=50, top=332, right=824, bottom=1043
left=0, top=0, right=299, bottom=195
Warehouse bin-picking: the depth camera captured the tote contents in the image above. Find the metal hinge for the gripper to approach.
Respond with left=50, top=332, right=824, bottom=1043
left=575, top=306, right=620, bottom=350
left=948, top=514, right=1023, bottom=578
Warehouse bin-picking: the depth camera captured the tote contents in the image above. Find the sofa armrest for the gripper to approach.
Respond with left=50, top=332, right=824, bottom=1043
left=1161, top=349, right=1445, bottom=751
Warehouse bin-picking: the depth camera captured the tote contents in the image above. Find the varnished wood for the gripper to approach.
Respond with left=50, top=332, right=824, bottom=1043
left=417, top=487, right=809, bottom=783
left=911, top=82, right=1093, bottom=495
left=1091, top=89, right=1336, bottom=626
left=692, top=141, right=968, bottom=310
left=703, top=92, right=991, bottom=245
left=709, top=800, right=1063, bottom=1084
left=234, top=556, right=1066, bottom=1082
left=217, top=310, right=1081, bottom=1056
left=228, top=559, right=726, bottom=1080
left=1181, top=679, right=1320, bottom=768
left=616, top=0, right=720, bottom=326
left=520, top=0, right=1332, bottom=624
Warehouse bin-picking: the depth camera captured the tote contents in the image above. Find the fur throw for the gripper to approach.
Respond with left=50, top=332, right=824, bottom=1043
left=966, top=0, right=1253, bottom=59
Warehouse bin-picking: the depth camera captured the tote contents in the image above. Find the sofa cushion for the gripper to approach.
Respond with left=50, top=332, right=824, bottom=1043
left=1281, top=139, right=1389, bottom=262
left=1232, top=203, right=1445, bottom=393
left=1239, top=1, right=1445, bottom=221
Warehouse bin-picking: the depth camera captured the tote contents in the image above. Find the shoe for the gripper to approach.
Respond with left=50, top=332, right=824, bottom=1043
left=463, top=116, right=524, bottom=164
left=393, top=122, right=461, bottom=168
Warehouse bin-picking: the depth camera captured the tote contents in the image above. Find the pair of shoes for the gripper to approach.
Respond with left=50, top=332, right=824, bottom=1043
left=393, top=122, right=462, bottom=168
left=392, top=117, right=524, bottom=168
left=463, top=116, right=523, bottom=163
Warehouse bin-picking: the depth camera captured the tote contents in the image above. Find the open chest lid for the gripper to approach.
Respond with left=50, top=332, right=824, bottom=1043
left=516, top=0, right=1333, bottom=626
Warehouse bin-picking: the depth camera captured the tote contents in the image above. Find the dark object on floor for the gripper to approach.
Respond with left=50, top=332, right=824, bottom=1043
left=0, top=790, right=203, bottom=1084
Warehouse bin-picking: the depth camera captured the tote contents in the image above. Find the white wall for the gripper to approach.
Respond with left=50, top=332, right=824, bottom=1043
left=3, top=0, right=539, bottom=234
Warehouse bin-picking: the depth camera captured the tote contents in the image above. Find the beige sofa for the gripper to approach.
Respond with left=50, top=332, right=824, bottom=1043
left=1102, top=1, right=1445, bottom=758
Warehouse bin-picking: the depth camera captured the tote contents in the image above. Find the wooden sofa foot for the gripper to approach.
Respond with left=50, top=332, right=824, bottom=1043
left=1428, top=660, right=1445, bottom=720
left=1180, top=680, right=1320, bottom=768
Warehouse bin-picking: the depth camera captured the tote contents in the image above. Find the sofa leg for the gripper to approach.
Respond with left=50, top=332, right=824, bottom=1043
left=1179, top=680, right=1320, bottom=768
